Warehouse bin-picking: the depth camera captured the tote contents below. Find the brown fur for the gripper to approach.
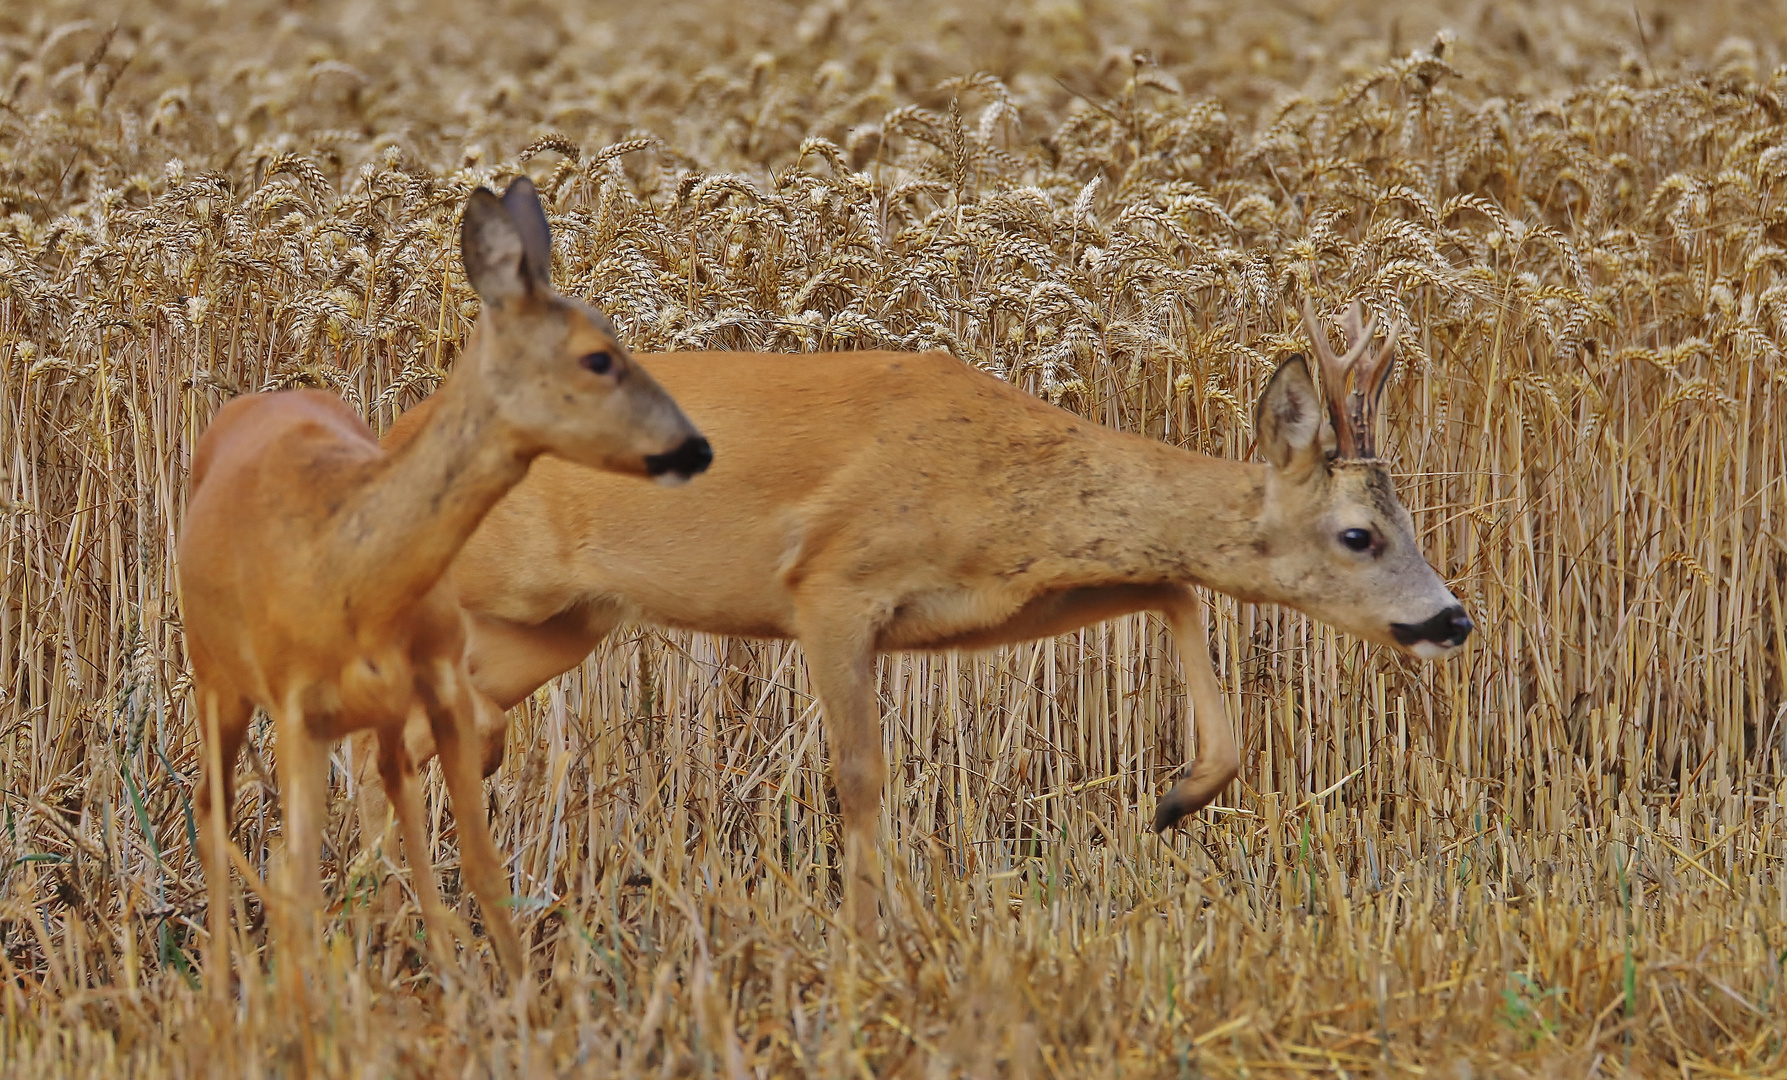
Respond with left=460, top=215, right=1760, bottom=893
left=378, top=342, right=1465, bottom=940
left=177, top=179, right=705, bottom=994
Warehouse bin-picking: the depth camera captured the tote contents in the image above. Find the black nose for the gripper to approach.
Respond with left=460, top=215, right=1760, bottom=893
left=645, top=436, right=713, bottom=479
left=1390, top=604, right=1473, bottom=648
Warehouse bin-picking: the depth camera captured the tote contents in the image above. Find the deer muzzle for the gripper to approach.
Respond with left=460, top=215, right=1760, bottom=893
left=646, top=435, right=714, bottom=485
left=1390, top=605, right=1474, bottom=655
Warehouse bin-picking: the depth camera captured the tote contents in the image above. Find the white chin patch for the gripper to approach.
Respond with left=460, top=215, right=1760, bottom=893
left=653, top=472, right=692, bottom=488
left=1409, top=641, right=1453, bottom=661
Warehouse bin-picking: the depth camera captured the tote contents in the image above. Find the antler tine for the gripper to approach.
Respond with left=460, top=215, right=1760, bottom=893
left=1299, top=297, right=1359, bottom=459
left=1353, top=316, right=1400, bottom=458
left=1334, top=303, right=1380, bottom=457
left=1340, top=303, right=1362, bottom=350
left=1298, top=296, right=1335, bottom=366
left=1339, top=302, right=1379, bottom=369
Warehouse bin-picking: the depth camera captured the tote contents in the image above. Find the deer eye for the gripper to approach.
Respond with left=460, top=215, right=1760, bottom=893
left=1339, top=528, right=1374, bottom=552
left=581, top=350, right=614, bottom=375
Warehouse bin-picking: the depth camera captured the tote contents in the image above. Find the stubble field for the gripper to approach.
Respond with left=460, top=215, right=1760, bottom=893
left=2, top=0, right=1786, bottom=1075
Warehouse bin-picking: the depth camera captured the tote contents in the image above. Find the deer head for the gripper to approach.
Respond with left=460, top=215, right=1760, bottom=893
left=458, top=177, right=712, bottom=484
left=1250, top=300, right=1472, bottom=658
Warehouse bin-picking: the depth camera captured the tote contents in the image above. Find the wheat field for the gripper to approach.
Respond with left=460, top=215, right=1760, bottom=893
left=2, top=0, right=1786, bottom=1075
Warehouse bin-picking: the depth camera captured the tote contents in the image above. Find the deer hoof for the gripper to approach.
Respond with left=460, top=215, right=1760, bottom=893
left=1151, top=761, right=1231, bottom=833
left=1152, top=787, right=1198, bottom=833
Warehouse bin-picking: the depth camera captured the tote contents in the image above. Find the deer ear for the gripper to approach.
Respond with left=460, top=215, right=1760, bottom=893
left=461, top=188, right=528, bottom=304
left=500, top=176, right=553, bottom=288
left=1256, top=354, right=1331, bottom=476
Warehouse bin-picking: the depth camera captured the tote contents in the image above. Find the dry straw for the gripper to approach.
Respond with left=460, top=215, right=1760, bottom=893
left=1, top=1, right=1784, bottom=1075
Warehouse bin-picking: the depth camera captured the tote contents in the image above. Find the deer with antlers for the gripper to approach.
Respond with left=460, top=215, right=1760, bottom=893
left=372, top=298, right=1470, bottom=940
left=177, top=178, right=712, bottom=993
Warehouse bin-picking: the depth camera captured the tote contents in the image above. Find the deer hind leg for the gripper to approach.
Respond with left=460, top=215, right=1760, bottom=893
left=194, top=680, right=251, bottom=1001
left=377, top=711, right=471, bottom=971
left=270, top=693, right=332, bottom=980
left=798, top=617, right=886, bottom=942
left=348, top=729, right=398, bottom=900
left=349, top=730, right=385, bottom=839
left=1153, top=589, right=1241, bottom=832
left=422, top=660, right=525, bottom=982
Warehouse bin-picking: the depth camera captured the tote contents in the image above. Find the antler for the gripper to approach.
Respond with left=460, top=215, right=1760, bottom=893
left=1298, top=298, right=1401, bottom=459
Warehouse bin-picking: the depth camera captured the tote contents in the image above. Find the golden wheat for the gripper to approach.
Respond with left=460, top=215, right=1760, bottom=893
left=1, top=1, right=1784, bottom=1076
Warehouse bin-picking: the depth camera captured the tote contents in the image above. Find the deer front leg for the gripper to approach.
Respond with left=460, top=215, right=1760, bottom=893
left=798, top=617, right=885, bottom=942
left=422, top=661, right=526, bottom=982
left=270, top=693, right=332, bottom=981
left=356, top=682, right=513, bottom=874
left=377, top=711, right=471, bottom=971
left=379, top=607, right=621, bottom=782
left=1153, top=591, right=1240, bottom=832
left=194, top=681, right=251, bottom=1002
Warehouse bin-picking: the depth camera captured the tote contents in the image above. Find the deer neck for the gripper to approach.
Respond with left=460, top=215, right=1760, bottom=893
left=1037, top=447, right=1275, bottom=602
left=332, top=351, right=531, bottom=625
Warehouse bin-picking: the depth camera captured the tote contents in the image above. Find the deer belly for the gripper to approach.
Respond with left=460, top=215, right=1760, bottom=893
left=878, top=587, right=1030, bottom=651
left=881, top=583, right=1176, bottom=651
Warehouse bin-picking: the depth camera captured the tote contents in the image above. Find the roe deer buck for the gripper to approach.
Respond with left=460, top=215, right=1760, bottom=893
left=378, top=299, right=1470, bottom=940
left=177, top=177, right=711, bottom=994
